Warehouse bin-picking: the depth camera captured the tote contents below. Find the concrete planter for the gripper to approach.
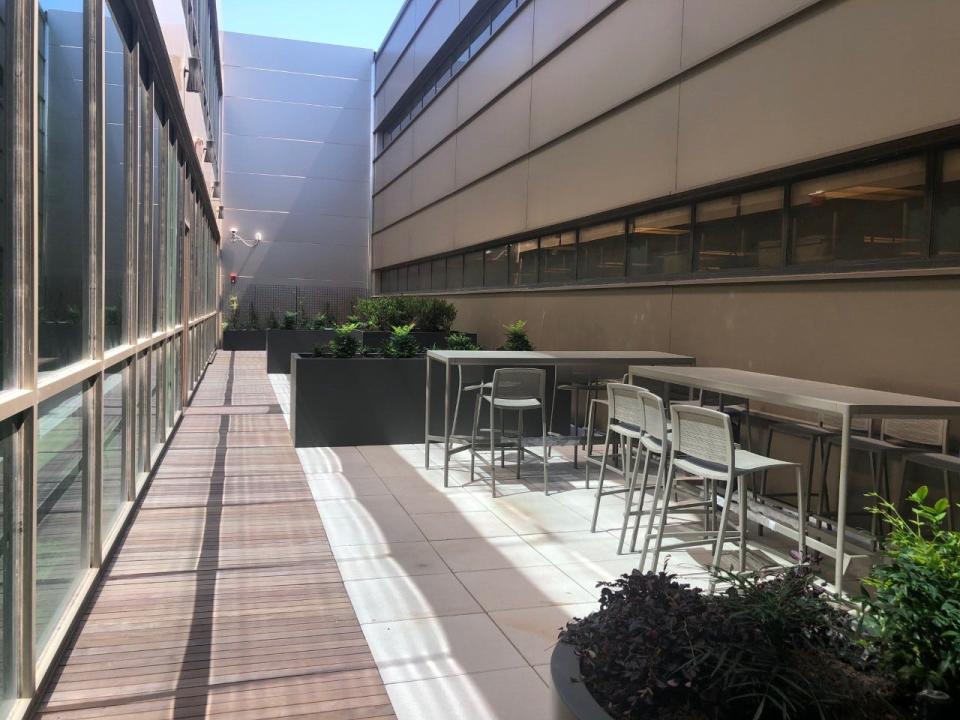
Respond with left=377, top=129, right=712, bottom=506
left=291, top=354, right=427, bottom=447
left=266, top=329, right=335, bottom=374
left=550, top=642, right=614, bottom=720
left=353, top=330, right=477, bottom=351
left=222, top=330, right=267, bottom=351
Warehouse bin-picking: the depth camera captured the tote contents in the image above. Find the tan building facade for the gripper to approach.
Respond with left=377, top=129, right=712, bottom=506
left=371, top=0, right=960, bottom=406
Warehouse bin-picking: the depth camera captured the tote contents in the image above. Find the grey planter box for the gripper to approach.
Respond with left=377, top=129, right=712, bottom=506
left=550, top=642, right=613, bottom=720
left=266, top=329, right=335, bottom=374
left=291, top=354, right=427, bottom=447
left=353, top=330, right=477, bottom=351
left=223, top=330, right=267, bottom=351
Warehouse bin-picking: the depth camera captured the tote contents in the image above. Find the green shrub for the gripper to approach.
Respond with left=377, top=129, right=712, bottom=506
left=309, top=312, right=330, bottom=331
left=354, top=296, right=457, bottom=331
left=383, top=323, right=421, bottom=358
left=327, top=322, right=361, bottom=358
left=267, top=311, right=280, bottom=329
left=247, top=303, right=260, bottom=330
left=863, top=487, right=960, bottom=699
left=561, top=569, right=893, bottom=720
left=500, top=320, right=534, bottom=351
left=281, top=310, right=298, bottom=330
left=445, top=332, right=480, bottom=351
left=415, top=298, right=456, bottom=332
left=227, top=295, right=241, bottom=330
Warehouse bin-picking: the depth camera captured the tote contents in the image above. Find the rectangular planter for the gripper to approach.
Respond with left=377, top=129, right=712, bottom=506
left=291, top=355, right=426, bottom=447
left=222, top=329, right=267, bottom=351
left=266, top=329, right=335, bottom=374
left=353, top=330, right=477, bottom=351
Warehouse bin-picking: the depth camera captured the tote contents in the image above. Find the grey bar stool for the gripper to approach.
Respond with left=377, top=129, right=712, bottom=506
left=641, top=404, right=807, bottom=593
left=589, top=383, right=648, bottom=534
left=901, top=450, right=959, bottom=530
left=470, top=368, right=548, bottom=497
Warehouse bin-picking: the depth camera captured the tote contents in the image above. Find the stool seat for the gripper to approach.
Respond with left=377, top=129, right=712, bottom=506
left=905, top=452, right=960, bottom=473
left=481, top=395, right=543, bottom=410
left=674, top=449, right=799, bottom=481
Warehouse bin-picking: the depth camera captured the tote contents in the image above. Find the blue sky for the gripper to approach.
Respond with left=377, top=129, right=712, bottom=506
left=219, top=0, right=408, bottom=50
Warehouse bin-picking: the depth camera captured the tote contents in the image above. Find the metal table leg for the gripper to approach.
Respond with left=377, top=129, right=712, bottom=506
left=834, top=413, right=852, bottom=595
left=425, top=355, right=432, bottom=468
left=443, top=360, right=451, bottom=487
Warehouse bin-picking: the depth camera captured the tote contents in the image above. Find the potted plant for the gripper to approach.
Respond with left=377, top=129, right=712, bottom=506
left=501, top=319, right=534, bottom=351
left=290, top=322, right=428, bottom=447
left=265, top=306, right=336, bottom=373
left=223, top=296, right=268, bottom=350
left=351, top=296, right=477, bottom=349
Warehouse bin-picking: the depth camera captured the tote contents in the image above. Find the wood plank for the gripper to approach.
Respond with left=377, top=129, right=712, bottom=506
left=37, top=351, right=396, bottom=719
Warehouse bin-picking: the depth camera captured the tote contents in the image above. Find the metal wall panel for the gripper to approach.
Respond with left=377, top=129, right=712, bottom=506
left=223, top=133, right=369, bottom=182
left=454, top=162, right=529, bottom=248
left=411, top=138, right=456, bottom=209
left=223, top=65, right=370, bottom=109
left=530, top=0, right=615, bottom=62
left=454, top=79, right=531, bottom=187
left=223, top=96, right=370, bottom=146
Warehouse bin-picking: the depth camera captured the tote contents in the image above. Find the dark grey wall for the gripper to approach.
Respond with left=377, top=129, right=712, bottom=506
left=221, top=32, right=373, bottom=296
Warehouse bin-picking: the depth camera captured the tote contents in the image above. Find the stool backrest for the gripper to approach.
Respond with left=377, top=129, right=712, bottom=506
left=639, top=389, right=668, bottom=443
left=607, top=383, right=645, bottom=432
left=881, top=418, right=947, bottom=450
left=670, top=404, right=734, bottom=470
left=492, top=368, right=545, bottom=401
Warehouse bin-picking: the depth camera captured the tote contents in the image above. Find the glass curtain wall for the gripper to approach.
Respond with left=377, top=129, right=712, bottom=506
left=0, top=1, right=223, bottom=714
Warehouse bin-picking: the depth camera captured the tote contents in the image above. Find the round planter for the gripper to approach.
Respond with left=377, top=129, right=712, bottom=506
left=550, top=642, right=614, bottom=720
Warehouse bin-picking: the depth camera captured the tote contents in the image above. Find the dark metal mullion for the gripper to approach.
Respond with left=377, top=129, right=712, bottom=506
left=688, top=204, right=699, bottom=273
left=924, top=149, right=940, bottom=258
left=780, top=185, right=791, bottom=269
left=122, top=28, right=138, bottom=503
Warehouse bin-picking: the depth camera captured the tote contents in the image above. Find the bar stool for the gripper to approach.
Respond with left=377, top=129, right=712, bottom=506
left=583, top=374, right=630, bottom=487
left=470, top=368, right=549, bottom=497
left=619, top=388, right=670, bottom=555
left=640, top=404, right=807, bottom=593
left=822, top=418, right=947, bottom=540
left=589, top=383, right=648, bottom=534
left=901, top=451, right=959, bottom=530
left=450, top=365, right=491, bottom=439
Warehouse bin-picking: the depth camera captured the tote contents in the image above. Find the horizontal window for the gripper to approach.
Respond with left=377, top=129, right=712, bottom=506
left=378, top=0, right=529, bottom=152
left=629, top=207, right=691, bottom=277
left=935, top=149, right=960, bottom=256
left=376, top=147, right=960, bottom=295
left=790, top=159, right=926, bottom=264
left=695, top=188, right=782, bottom=271
left=431, top=259, right=447, bottom=291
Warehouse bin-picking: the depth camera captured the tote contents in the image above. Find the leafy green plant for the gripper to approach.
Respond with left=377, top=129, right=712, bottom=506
left=281, top=310, right=298, bottom=330
left=267, top=311, right=280, bottom=329
left=247, top=303, right=260, bottom=330
left=500, top=320, right=534, bottom=351
left=227, top=295, right=241, bottom=330
left=863, top=487, right=960, bottom=699
left=445, top=332, right=480, bottom=351
left=327, top=322, right=361, bottom=358
left=412, top=297, right=457, bottom=332
left=353, top=296, right=457, bottom=332
left=383, top=323, right=421, bottom=358
left=560, top=569, right=895, bottom=720
left=309, top=312, right=330, bottom=331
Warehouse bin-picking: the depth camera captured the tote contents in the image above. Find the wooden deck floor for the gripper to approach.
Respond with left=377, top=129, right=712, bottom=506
left=36, top=351, right=395, bottom=719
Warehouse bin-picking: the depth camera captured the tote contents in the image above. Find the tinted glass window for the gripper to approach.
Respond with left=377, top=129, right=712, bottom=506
left=935, top=149, right=960, bottom=256
left=628, top=207, right=691, bottom=276
left=510, top=239, right=538, bottom=286
left=696, top=188, right=783, bottom=271
left=463, top=251, right=483, bottom=287
left=539, top=232, right=576, bottom=284
left=447, top=255, right=464, bottom=289
left=790, top=158, right=926, bottom=264
left=578, top=221, right=625, bottom=280
left=484, top=247, right=508, bottom=288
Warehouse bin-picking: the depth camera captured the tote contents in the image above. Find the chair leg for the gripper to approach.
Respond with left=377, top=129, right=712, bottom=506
left=451, top=368, right=464, bottom=439
left=649, top=461, right=677, bottom=575
left=815, top=437, right=828, bottom=516
left=804, top=437, right=816, bottom=523
left=541, top=405, right=548, bottom=495
left=516, top=410, right=524, bottom=480
left=795, top=466, right=807, bottom=561
left=490, top=403, right=497, bottom=498
left=743, top=403, right=753, bottom=451
left=618, top=445, right=649, bottom=554
left=738, top=474, right=748, bottom=573
left=500, top=409, right=505, bottom=468
left=584, top=400, right=598, bottom=488
left=590, top=426, right=613, bottom=532
left=708, top=475, right=737, bottom=594
left=819, top=442, right=833, bottom=521
left=631, top=450, right=660, bottom=554
left=469, top=394, right=482, bottom=482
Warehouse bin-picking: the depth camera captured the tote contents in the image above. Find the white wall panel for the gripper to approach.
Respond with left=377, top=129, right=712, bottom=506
left=412, top=81, right=459, bottom=159
left=454, top=162, right=529, bottom=248
left=224, top=65, right=370, bottom=109
left=225, top=32, right=372, bottom=79
left=223, top=97, right=369, bottom=146
left=456, top=4, right=534, bottom=122
left=414, top=0, right=460, bottom=74
left=530, top=0, right=681, bottom=147
left=374, top=130, right=414, bottom=193
left=376, top=1, right=418, bottom=89
left=224, top=134, right=368, bottom=182
left=411, top=138, right=457, bottom=209
left=527, top=86, right=679, bottom=229
left=224, top=173, right=369, bottom=218
left=375, top=173, right=414, bottom=231
left=531, top=0, right=615, bottom=62
left=680, top=0, right=817, bottom=70
left=455, top=80, right=531, bottom=187
left=372, top=223, right=412, bottom=268
left=676, top=0, right=960, bottom=190
left=405, top=198, right=457, bottom=260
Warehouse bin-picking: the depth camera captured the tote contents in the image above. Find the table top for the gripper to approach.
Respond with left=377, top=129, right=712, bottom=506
left=627, top=365, right=960, bottom=417
left=428, top=350, right=696, bottom=366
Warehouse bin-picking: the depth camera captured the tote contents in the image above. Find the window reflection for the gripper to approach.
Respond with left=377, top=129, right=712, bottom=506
left=447, top=255, right=464, bottom=289
left=38, top=0, right=86, bottom=374
left=102, top=363, right=126, bottom=541
left=510, top=239, right=538, bottom=286
left=431, top=259, right=446, bottom=290
left=579, top=221, right=625, bottom=280
left=696, top=188, right=782, bottom=271
left=935, top=149, right=960, bottom=256
left=463, top=251, right=483, bottom=288
left=37, top=383, right=85, bottom=651
left=790, top=158, right=926, bottom=264
left=0, top=417, right=14, bottom=712
left=539, top=232, right=576, bottom=284
left=104, top=6, right=127, bottom=348
left=628, top=207, right=691, bottom=276
left=484, top=246, right=508, bottom=288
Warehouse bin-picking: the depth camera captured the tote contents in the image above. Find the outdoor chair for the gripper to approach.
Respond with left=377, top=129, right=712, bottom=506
left=583, top=373, right=630, bottom=487
left=619, top=388, right=671, bottom=555
left=821, top=418, right=948, bottom=540
left=588, top=383, right=648, bottom=535
left=640, top=404, right=807, bottom=593
left=470, top=368, right=548, bottom=496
